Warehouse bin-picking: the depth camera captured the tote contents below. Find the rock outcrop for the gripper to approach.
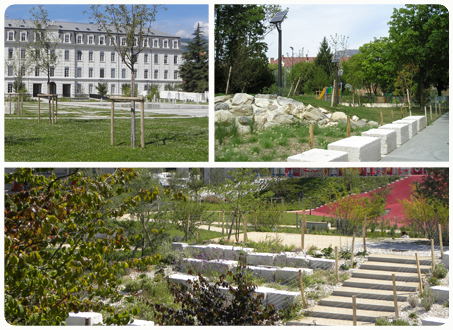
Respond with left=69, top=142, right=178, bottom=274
left=214, top=93, right=379, bottom=133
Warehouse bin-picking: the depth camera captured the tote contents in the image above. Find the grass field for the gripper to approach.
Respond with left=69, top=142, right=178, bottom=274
left=5, top=116, right=208, bottom=162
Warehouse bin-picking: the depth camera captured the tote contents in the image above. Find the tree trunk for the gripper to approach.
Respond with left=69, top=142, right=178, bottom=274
left=131, top=66, right=136, bottom=147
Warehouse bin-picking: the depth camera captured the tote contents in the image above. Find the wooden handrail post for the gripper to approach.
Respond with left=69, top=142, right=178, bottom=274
left=335, top=246, right=339, bottom=283
left=438, top=224, right=443, bottom=258
left=350, top=233, right=355, bottom=269
left=352, top=295, right=357, bottom=326
left=392, top=274, right=399, bottom=319
left=415, top=253, right=423, bottom=295
left=299, top=269, right=306, bottom=307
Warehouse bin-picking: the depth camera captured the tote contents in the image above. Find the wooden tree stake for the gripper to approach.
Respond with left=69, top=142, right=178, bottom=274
left=415, top=253, right=423, bottom=295
left=392, top=274, right=399, bottom=319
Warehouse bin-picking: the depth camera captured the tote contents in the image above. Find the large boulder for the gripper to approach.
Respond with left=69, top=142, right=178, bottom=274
left=229, top=105, right=253, bottom=116
left=214, top=95, right=232, bottom=103
left=215, top=110, right=236, bottom=126
left=215, top=102, right=229, bottom=111
left=231, top=93, right=254, bottom=106
left=303, top=108, right=327, bottom=121
left=237, top=116, right=253, bottom=126
left=267, top=111, right=298, bottom=125
left=331, top=111, right=348, bottom=121
left=254, top=97, right=275, bottom=108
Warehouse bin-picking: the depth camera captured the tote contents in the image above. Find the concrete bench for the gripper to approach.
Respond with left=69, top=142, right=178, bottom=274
left=379, top=123, right=409, bottom=146
left=287, top=149, right=349, bottom=162
left=393, top=119, right=418, bottom=139
left=361, top=128, right=397, bottom=155
left=66, top=312, right=103, bottom=326
left=404, top=115, right=427, bottom=131
left=327, top=136, right=381, bottom=162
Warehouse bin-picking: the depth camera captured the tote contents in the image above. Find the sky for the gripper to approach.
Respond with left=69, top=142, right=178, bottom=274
left=3, top=4, right=209, bottom=38
left=264, top=4, right=406, bottom=59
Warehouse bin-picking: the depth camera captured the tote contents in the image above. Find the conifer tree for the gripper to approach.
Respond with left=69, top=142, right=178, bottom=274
left=179, top=23, right=208, bottom=93
left=314, top=37, right=333, bottom=79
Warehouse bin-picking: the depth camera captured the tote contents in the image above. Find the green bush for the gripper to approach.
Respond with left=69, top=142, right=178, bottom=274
left=375, top=317, right=410, bottom=326
left=432, top=263, right=448, bottom=279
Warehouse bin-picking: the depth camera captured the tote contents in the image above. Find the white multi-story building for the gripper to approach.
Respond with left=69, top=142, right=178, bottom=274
left=5, top=19, right=183, bottom=97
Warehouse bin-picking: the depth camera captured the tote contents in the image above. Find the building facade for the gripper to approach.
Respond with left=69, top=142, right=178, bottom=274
left=5, top=19, right=183, bottom=97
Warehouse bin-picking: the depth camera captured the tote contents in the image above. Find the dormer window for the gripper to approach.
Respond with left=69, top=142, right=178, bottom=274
left=163, top=39, right=168, bottom=48
left=64, top=33, right=70, bottom=43
left=8, top=31, right=14, bottom=41
left=99, top=36, right=105, bottom=45
left=21, top=32, right=27, bottom=42
left=88, top=35, right=94, bottom=45
left=173, top=40, right=178, bottom=49
left=153, top=39, right=158, bottom=48
left=77, top=35, right=83, bottom=44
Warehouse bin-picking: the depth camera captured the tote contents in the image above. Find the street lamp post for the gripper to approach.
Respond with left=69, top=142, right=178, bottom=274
left=270, top=10, right=288, bottom=96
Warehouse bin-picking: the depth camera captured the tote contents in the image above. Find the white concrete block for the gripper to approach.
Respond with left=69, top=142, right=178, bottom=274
left=287, top=149, right=349, bottom=162
left=431, top=286, right=449, bottom=302
left=186, top=245, right=206, bottom=257
left=223, top=246, right=254, bottom=261
left=66, top=312, right=103, bottom=326
left=274, top=253, right=287, bottom=267
left=127, top=319, right=155, bottom=326
left=327, top=136, right=381, bottom=162
left=205, top=259, right=238, bottom=274
left=442, top=251, right=449, bottom=269
left=167, top=274, right=199, bottom=288
left=286, top=255, right=310, bottom=268
left=307, top=257, right=335, bottom=269
left=267, top=290, right=301, bottom=309
left=361, top=128, right=397, bottom=155
left=422, top=317, right=447, bottom=326
left=379, top=123, right=409, bottom=146
left=171, top=242, right=188, bottom=251
left=179, top=257, right=205, bottom=272
left=205, top=244, right=228, bottom=260
left=393, top=119, right=418, bottom=138
left=252, top=286, right=279, bottom=304
left=246, top=252, right=276, bottom=266
left=275, top=267, right=313, bottom=282
left=404, top=115, right=427, bottom=131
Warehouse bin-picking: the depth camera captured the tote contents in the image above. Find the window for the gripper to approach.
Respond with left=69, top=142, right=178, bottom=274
left=21, top=32, right=27, bottom=42
left=77, top=50, right=82, bottom=61
left=50, top=66, right=55, bottom=77
left=144, top=69, right=148, bottom=79
left=21, top=48, right=25, bottom=59
left=89, top=68, right=93, bottom=78
left=99, top=36, right=105, bottom=45
left=65, top=50, right=70, bottom=60
left=174, top=55, right=178, bottom=64
left=163, top=39, right=168, bottom=48
left=164, top=70, right=168, bottom=79
left=134, top=38, right=138, bottom=47
left=174, top=71, right=178, bottom=80
left=154, top=54, right=158, bottom=64
left=121, top=37, right=126, bottom=46
left=64, top=34, right=70, bottom=43
left=110, top=37, right=116, bottom=45
left=111, top=52, right=115, bottom=62
left=8, top=83, right=13, bottom=93
left=89, top=84, right=93, bottom=94
left=77, top=35, right=82, bottom=44
left=111, top=84, right=115, bottom=95
left=153, top=39, right=158, bottom=48
left=100, top=68, right=104, bottom=78
left=144, top=38, right=148, bottom=47
left=164, top=54, right=168, bottom=64
left=8, top=48, right=13, bottom=59
left=100, top=51, right=105, bottom=62
left=8, top=65, right=13, bottom=76
left=77, top=67, right=82, bottom=77
left=77, top=83, right=82, bottom=94
left=154, top=70, right=158, bottom=79
left=8, top=31, right=14, bottom=41
left=173, top=40, right=178, bottom=49
left=64, top=67, right=69, bottom=77
left=35, top=66, right=40, bottom=76
left=21, top=66, right=26, bottom=76
left=122, top=68, right=126, bottom=79
left=144, top=53, right=148, bottom=63
left=111, top=68, right=115, bottom=78
left=88, top=35, right=94, bottom=44
left=89, top=51, right=94, bottom=61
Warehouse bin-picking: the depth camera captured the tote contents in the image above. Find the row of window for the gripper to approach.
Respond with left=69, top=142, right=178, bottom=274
left=73, top=50, right=178, bottom=64
left=7, top=30, right=179, bottom=49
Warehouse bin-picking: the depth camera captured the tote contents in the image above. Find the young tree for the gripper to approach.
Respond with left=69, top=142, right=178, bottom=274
left=95, top=82, right=109, bottom=97
left=314, top=36, right=333, bottom=79
left=4, top=168, right=161, bottom=325
left=87, top=5, right=165, bottom=147
left=179, top=23, right=208, bottom=93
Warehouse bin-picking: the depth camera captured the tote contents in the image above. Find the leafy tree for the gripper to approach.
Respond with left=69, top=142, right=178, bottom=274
left=414, top=168, right=448, bottom=206
left=151, top=263, right=281, bottom=325
left=179, top=23, right=208, bottom=93
left=342, top=54, right=365, bottom=105
left=388, top=5, right=449, bottom=107
left=4, top=168, right=161, bottom=325
left=95, top=82, right=108, bottom=97
left=87, top=4, right=165, bottom=147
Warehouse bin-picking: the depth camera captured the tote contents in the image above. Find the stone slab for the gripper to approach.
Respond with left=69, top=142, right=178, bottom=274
left=421, top=317, right=447, bottom=326
left=267, top=290, right=301, bottom=309
left=327, top=136, right=381, bottom=162
left=287, top=149, right=349, bottom=162
left=274, top=253, right=288, bottom=267
left=393, top=119, right=418, bottom=139
left=253, top=286, right=279, bottom=304
left=404, top=115, right=427, bottom=131
left=223, top=246, right=254, bottom=261
left=246, top=252, right=276, bottom=266
left=286, top=255, right=310, bottom=268
left=442, top=251, right=449, bottom=269
left=431, top=286, right=449, bottom=303
left=275, top=267, right=313, bottom=282
left=66, top=312, right=103, bottom=326
left=307, top=257, right=335, bottom=269
left=205, top=259, right=238, bottom=274
left=171, top=242, right=188, bottom=251
left=361, top=128, right=397, bottom=155
left=167, top=274, right=199, bottom=289
left=186, top=245, right=206, bottom=257
left=126, top=319, right=155, bottom=326
left=379, top=123, right=409, bottom=146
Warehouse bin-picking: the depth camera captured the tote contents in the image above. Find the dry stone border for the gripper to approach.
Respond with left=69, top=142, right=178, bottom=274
left=214, top=93, right=379, bottom=134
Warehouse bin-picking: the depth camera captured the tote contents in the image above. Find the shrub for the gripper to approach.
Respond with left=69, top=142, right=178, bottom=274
left=427, top=276, right=440, bottom=286
left=432, top=263, right=448, bottom=279
left=407, top=293, right=419, bottom=308
left=375, top=317, right=410, bottom=326
left=203, top=196, right=221, bottom=204
left=150, top=263, right=281, bottom=325
left=420, top=287, right=437, bottom=311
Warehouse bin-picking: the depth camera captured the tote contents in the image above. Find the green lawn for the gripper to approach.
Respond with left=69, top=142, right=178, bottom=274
left=5, top=117, right=208, bottom=161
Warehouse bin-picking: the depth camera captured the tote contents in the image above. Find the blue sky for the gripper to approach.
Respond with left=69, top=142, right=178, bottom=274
left=264, top=4, right=407, bottom=59
left=4, top=4, right=209, bottom=38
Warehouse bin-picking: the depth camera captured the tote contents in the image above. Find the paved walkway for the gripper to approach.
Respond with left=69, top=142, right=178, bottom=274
left=379, top=112, right=449, bottom=162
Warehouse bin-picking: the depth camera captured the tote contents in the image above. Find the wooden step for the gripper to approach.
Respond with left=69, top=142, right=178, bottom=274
left=319, top=296, right=397, bottom=312
left=287, top=316, right=375, bottom=326
left=308, top=305, right=393, bottom=323
left=332, top=286, right=412, bottom=301
left=351, top=269, right=424, bottom=282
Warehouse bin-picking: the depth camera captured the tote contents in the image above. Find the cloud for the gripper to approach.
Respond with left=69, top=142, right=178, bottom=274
left=175, top=30, right=191, bottom=38
left=193, top=20, right=209, bottom=35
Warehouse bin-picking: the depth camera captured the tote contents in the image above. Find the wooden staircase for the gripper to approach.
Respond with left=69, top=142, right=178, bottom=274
left=287, top=254, right=435, bottom=326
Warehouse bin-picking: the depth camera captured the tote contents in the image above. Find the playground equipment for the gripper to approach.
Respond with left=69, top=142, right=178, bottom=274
left=317, top=87, right=328, bottom=100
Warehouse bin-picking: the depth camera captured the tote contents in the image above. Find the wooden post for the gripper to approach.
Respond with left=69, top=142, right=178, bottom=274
left=430, top=104, right=432, bottom=121
left=244, top=215, right=248, bottom=242
left=140, top=99, right=145, bottom=148
left=380, top=111, right=383, bottom=126
left=347, top=116, right=351, bottom=137
left=350, top=233, right=355, bottom=269
left=335, top=246, right=339, bottom=283
left=309, top=124, right=313, bottom=149
left=392, top=274, right=399, bottom=318
left=51, top=96, right=55, bottom=124
left=9, top=94, right=12, bottom=114
left=186, top=212, right=190, bottom=241
left=301, top=210, right=306, bottom=250
left=362, top=215, right=367, bottom=253
left=400, top=107, right=403, bottom=119
left=296, top=212, right=299, bottom=229
left=431, top=239, right=435, bottom=272
left=111, top=101, right=115, bottom=146
left=255, top=212, right=257, bottom=231
left=438, top=224, right=443, bottom=258
left=225, top=66, right=232, bottom=95
left=352, top=295, right=357, bottom=326
left=299, top=269, right=306, bottom=307
left=415, top=253, right=423, bottom=295
left=38, top=96, right=41, bottom=123
left=391, top=110, right=394, bottom=122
